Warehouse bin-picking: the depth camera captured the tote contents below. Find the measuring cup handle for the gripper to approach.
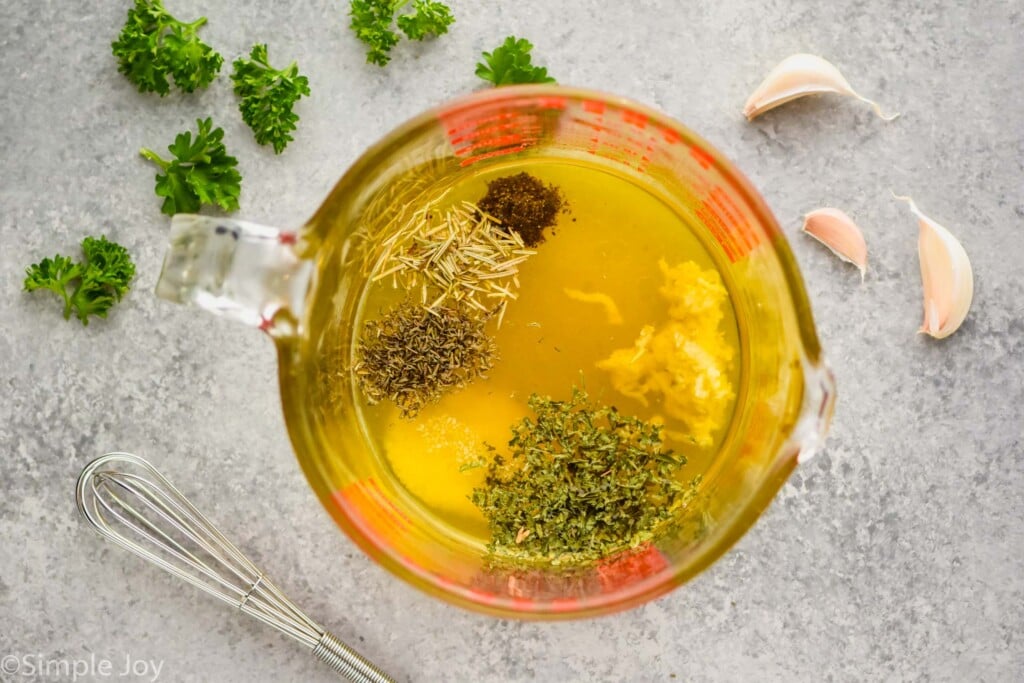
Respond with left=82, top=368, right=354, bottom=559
left=155, top=215, right=314, bottom=336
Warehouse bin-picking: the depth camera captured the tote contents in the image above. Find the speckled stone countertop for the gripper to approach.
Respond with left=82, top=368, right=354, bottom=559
left=1, top=1, right=1021, bottom=681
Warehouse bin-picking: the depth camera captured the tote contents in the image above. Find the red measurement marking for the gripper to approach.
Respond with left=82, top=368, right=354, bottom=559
left=596, top=544, right=668, bottom=594
left=575, top=120, right=614, bottom=134
left=458, top=145, right=532, bottom=167
left=443, top=110, right=518, bottom=138
left=697, top=187, right=762, bottom=262
left=439, top=95, right=566, bottom=166
left=332, top=482, right=439, bottom=582
left=278, top=232, right=297, bottom=245
left=536, top=95, right=567, bottom=110
left=568, top=115, right=653, bottom=172
left=689, top=144, right=714, bottom=169
left=447, top=116, right=524, bottom=146
left=456, top=133, right=527, bottom=154
left=466, top=587, right=499, bottom=605
left=621, top=109, right=648, bottom=128
left=623, top=133, right=655, bottom=171
left=707, top=187, right=759, bottom=253
left=509, top=597, right=533, bottom=611
left=440, top=109, right=542, bottom=165
left=579, top=101, right=607, bottom=157
left=549, top=597, right=581, bottom=612
left=366, top=478, right=414, bottom=528
left=433, top=572, right=456, bottom=588
left=697, top=201, right=739, bottom=262
left=661, top=127, right=682, bottom=144
left=335, top=478, right=413, bottom=536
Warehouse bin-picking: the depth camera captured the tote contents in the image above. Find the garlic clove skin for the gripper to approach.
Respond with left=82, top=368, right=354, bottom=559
left=743, top=53, right=899, bottom=121
left=802, top=208, right=868, bottom=280
left=893, top=194, right=974, bottom=339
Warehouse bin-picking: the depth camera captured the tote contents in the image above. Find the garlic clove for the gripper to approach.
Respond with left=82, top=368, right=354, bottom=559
left=802, top=208, right=868, bottom=280
left=893, top=194, right=974, bottom=339
left=743, top=53, right=899, bottom=121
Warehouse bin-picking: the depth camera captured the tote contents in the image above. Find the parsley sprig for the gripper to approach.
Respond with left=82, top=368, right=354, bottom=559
left=111, top=0, right=223, bottom=95
left=24, top=237, right=136, bottom=325
left=140, top=118, right=242, bottom=216
left=476, top=36, right=556, bottom=86
left=349, top=0, right=399, bottom=66
left=396, top=0, right=456, bottom=41
left=231, top=44, right=310, bottom=154
left=349, top=0, right=455, bottom=67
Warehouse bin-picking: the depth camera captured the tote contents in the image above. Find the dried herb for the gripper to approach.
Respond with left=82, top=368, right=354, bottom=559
left=374, top=199, right=534, bottom=324
left=477, top=172, right=564, bottom=247
left=472, top=388, right=694, bottom=565
left=354, top=301, right=496, bottom=417
left=473, top=543, right=670, bottom=600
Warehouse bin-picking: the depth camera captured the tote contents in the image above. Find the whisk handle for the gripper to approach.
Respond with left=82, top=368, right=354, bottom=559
left=313, top=632, right=397, bottom=683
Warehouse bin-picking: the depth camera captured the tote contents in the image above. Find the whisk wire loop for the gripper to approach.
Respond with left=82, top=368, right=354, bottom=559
left=76, top=452, right=395, bottom=683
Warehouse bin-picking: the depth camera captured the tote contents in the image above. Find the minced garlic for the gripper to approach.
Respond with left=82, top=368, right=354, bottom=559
left=563, top=288, right=624, bottom=324
left=597, top=260, right=735, bottom=447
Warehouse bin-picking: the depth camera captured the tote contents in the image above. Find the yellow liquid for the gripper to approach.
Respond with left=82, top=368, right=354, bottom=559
left=351, top=158, right=741, bottom=545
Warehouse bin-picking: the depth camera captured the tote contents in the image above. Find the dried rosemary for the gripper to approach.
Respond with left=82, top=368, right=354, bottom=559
left=350, top=158, right=458, bottom=276
left=472, top=388, right=694, bottom=565
left=353, top=301, right=496, bottom=417
left=372, top=199, right=535, bottom=323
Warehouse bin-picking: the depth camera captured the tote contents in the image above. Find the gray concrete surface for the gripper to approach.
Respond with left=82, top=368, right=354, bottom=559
left=2, top=1, right=1022, bottom=681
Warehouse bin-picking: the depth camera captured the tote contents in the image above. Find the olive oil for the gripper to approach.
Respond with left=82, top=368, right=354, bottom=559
left=350, top=157, right=742, bottom=549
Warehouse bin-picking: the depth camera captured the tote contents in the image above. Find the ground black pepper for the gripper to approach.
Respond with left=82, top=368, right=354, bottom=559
left=477, top=172, right=565, bottom=247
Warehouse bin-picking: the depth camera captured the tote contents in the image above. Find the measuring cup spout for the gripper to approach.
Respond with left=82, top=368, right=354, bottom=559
left=155, top=215, right=314, bottom=336
left=793, top=360, right=837, bottom=463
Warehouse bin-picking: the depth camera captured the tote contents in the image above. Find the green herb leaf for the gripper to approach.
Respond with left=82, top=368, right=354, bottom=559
left=396, top=0, right=455, bottom=40
left=475, top=36, right=556, bottom=87
left=23, top=237, right=136, bottom=326
left=111, top=0, right=222, bottom=95
left=67, top=274, right=117, bottom=325
left=140, top=118, right=242, bottom=215
left=349, top=0, right=402, bottom=66
left=349, top=0, right=454, bottom=66
left=81, top=236, right=136, bottom=300
left=472, top=388, right=692, bottom=565
left=231, top=44, right=311, bottom=154
left=24, top=255, right=79, bottom=297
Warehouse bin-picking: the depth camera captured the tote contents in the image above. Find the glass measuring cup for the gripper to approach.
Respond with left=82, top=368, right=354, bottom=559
left=156, top=86, right=835, bottom=619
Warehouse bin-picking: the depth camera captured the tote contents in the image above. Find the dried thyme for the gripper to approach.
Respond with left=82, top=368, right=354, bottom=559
left=472, top=388, right=694, bottom=565
left=373, top=199, right=534, bottom=323
left=354, top=301, right=496, bottom=417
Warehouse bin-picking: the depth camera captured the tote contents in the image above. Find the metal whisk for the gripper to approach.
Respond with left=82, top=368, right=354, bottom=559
left=76, top=452, right=395, bottom=683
